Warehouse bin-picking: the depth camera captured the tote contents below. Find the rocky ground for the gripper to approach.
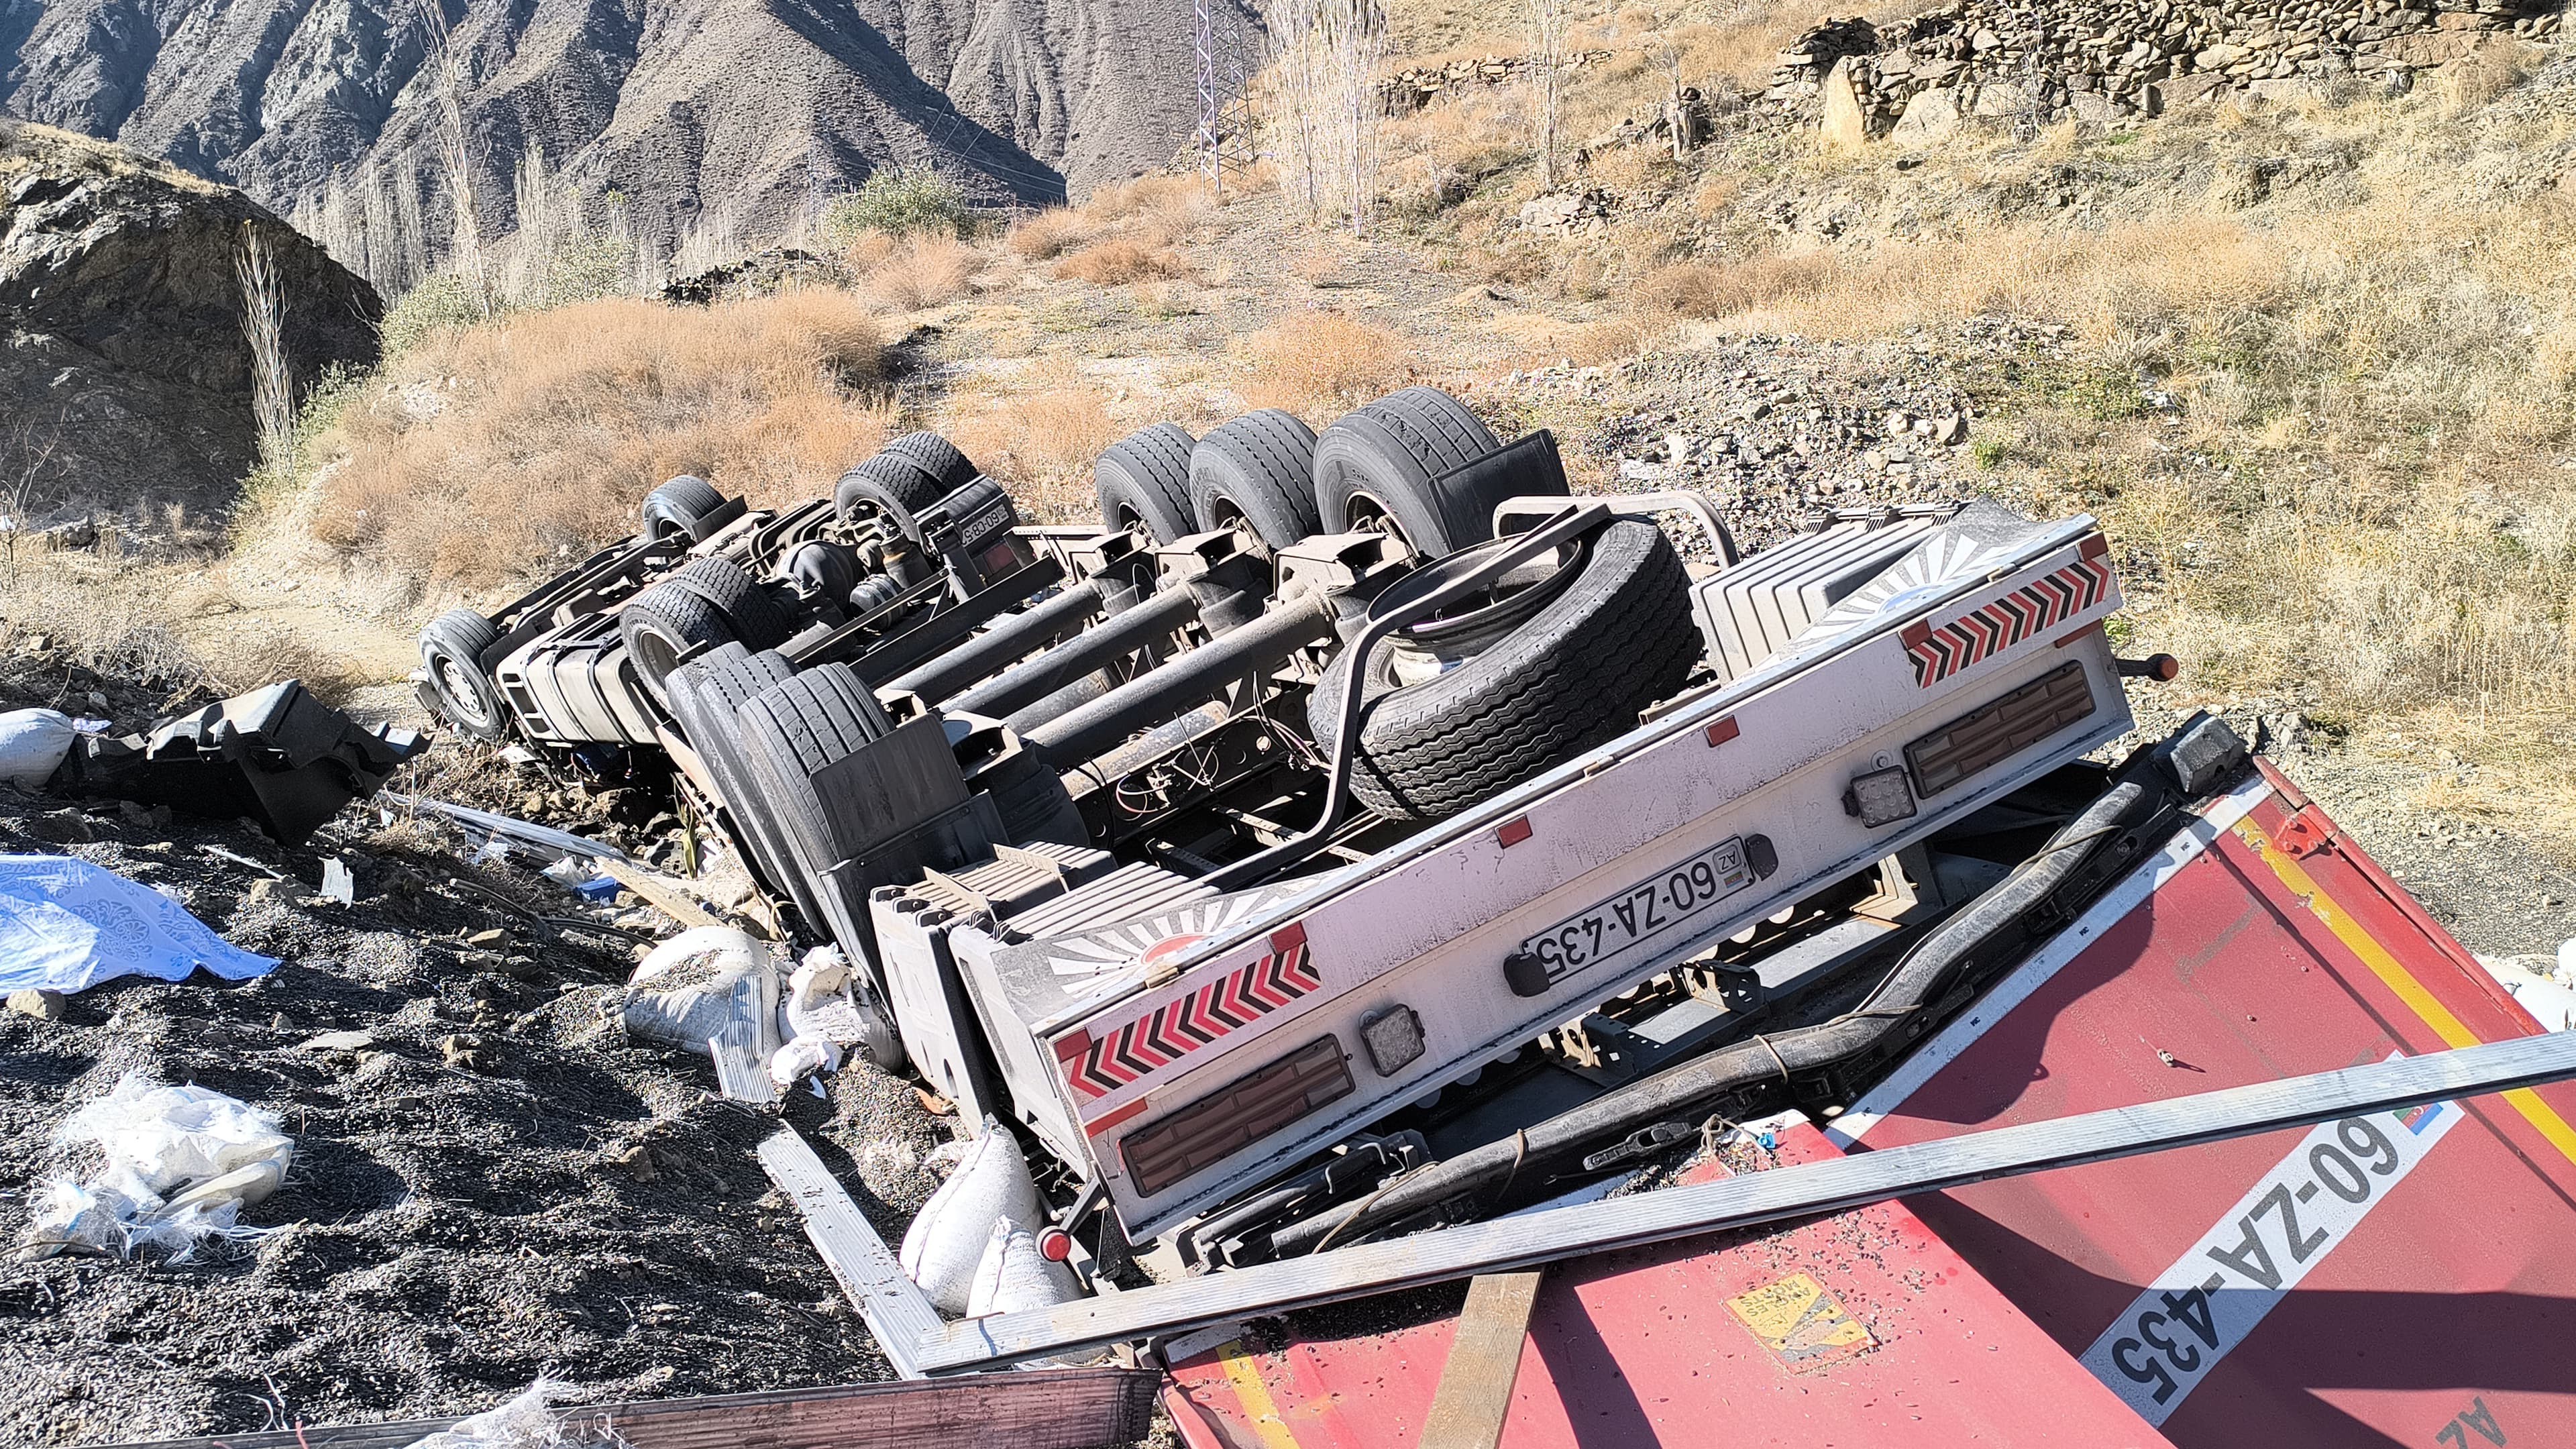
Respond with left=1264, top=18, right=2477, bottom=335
left=0, top=651, right=965, bottom=1446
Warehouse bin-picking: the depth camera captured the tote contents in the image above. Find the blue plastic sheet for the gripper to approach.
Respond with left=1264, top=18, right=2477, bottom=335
left=0, top=855, right=278, bottom=994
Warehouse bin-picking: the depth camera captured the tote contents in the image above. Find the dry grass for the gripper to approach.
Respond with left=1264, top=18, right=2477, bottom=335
left=849, top=233, right=985, bottom=311
left=1053, top=239, right=1193, bottom=286
left=304, top=290, right=888, bottom=596
left=944, top=374, right=1123, bottom=515
left=1008, top=208, right=1096, bottom=261
left=1237, top=313, right=1414, bottom=418
left=0, top=550, right=371, bottom=708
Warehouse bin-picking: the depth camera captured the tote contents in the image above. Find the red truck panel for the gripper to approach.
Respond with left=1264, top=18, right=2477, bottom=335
left=1835, top=762, right=2576, bottom=1446
left=1163, top=1140, right=2169, bottom=1449
left=1159, top=763, right=2576, bottom=1446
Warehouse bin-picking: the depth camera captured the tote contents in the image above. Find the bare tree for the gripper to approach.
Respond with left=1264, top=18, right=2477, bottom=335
left=1262, top=0, right=1385, bottom=233
left=234, top=222, right=296, bottom=475
left=411, top=0, right=489, bottom=312
left=1532, top=0, right=1566, bottom=188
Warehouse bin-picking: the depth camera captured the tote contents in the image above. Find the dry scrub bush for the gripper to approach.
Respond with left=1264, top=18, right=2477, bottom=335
left=945, top=381, right=1122, bottom=517
left=1008, top=208, right=1096, bottom=260
left=1053, top=239, right=1191, bottom=285
left=316, top=291, right=887, bottom=595
left=1238, top=314, right=1413, bottom=417
left=0, top=555, right=369, bottom=707
left=853, top=234, right=983, bottom=311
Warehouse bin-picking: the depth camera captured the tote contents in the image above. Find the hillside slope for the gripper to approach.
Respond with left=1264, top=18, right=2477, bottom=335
left=0, top=0, right=1248, bottom=256
left=1, top=119, right=380, bottom=527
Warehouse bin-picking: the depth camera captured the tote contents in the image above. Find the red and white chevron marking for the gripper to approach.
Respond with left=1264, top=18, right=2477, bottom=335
left=1057, top=927, right=1322, bottom=1102
left=1901, top=556, right=2111, bottom=687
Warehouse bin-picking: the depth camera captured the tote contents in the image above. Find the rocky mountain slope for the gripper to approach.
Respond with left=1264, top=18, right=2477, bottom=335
left=1, top=119, right=380, bottom=528
left=0, top=0, right=1250, bottom=262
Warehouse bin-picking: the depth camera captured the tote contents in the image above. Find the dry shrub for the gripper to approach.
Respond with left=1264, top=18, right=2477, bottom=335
left=1238, top=314, right=1413, bottom=417
left=945, top=381, right=1122, bottom=515
left=855, top=234, right=983, bottom=311
left=1082, top=174, right=1203, bottom=223
left=1053, top=239, right=1191, bottom=286
left=1634, top=252, right=1837, bottom=321
left=1008, top=208, right=1095, bottom=261
left=314, top=290, right=889, bottom=594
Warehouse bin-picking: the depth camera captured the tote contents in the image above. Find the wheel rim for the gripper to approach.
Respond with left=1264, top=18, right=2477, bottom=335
left=1344, top=491, right=1419, bottom=557
left=433, top=653, right=496, bottom=728
left=1373, top=533, right=1589, bottom=688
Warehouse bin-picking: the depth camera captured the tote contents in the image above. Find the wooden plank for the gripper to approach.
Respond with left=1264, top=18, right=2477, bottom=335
left=86, top=1366, right=1163, bottom=1449
left=906, top=1032, right=2576, bottom=1371
left=1417, top=1271, right=1544, bottom=1449
left=596, top=859, right=727, bottom=932
left=757, top=1127, right=947, bottom=1380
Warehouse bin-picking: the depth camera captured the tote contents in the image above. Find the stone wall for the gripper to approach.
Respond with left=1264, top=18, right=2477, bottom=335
left=1767, top=0, right=2563, bottom=140
left=1380, top=50, right=1614, bottom=111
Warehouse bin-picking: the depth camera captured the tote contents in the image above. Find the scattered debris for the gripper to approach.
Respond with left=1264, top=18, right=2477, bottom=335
left=0, top=707, right=78, bottom=788
left=21, top=1072, right=294, bottom=1262
left=899, top=1120, right=1041, bottom=1315
left=64, top=681, right=426, bottom=847
left=0, top=853, right=278, bottom=994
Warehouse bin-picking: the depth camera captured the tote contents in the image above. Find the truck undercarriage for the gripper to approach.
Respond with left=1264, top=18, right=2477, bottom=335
left=414, top=390, right=2576, bottom=1445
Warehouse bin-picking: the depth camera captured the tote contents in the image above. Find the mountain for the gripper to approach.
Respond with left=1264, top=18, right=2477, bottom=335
left=0, top=0, right=1251, bottom=280
left=1, top=118, right=380, bottom=525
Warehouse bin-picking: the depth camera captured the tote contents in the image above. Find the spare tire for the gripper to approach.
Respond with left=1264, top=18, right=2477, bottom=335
left=736, top=662, right=899, bottom=873
left=419, top=608, right=507, bottom=741
left=1308, top=519, right=1698, bottom=820
left=1189, top=410, right=1321, bottom=554
left=621, top=557, right=794, bottom=702
left=883, top=431, right=981, bottom=493
left=1095, top=423, right=1197, bottom=543
left=1314, top=387, right=1517, bottom=559
left=643, top=475, right=725, bottom=541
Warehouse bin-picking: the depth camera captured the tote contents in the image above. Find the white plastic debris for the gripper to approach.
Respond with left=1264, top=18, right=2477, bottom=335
left=2475, top=954, right=2576, bottom=1033
left=0, top=708, right=76, bottom=789
left=621, top=926, right=777, bottom=1056
left=21, top=1073, right=294, bottom=1260
left=900, top=1118, right=1042, bottom=1314
left=402, top=1377, right=627, bottom=1449
left=0, top=855, right=280, bottom=994
left=965, top=1216, right=1083, bottom=1318
left=767, top=1034, right=844, bottom=1090
left=785, top=946, right=903, bottom=1070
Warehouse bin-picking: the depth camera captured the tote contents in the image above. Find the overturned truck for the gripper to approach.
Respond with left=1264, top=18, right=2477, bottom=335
left=417, top=390, right=2576, bottom=1445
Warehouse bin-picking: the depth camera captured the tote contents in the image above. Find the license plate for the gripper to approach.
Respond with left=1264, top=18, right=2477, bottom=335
left=1519, top=837, right=1756, bottom=989
left=2078, top=1087, right=2461, bottom=1424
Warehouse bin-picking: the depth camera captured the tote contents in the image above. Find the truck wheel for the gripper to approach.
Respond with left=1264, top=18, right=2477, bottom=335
left=1096, top=423, right=1197, bottom=543
left=835, top=453, right=949, bottom=537
left=1190, top=410, right=1320, bottom=554
left=672, top=646, right=830, bottom=930
left=883, top=431, right=981, bottom=493
left=419, top=608, right=508, bottom=741
left=1307, top=520, right=1698, bottom=820
left=642, top=474, right=725, bottom=541
left=621, top=557, right=794, bottom=702
left=1316, top=387, right=1524, bottom=559
left=736, top=662, right=898, bottom=873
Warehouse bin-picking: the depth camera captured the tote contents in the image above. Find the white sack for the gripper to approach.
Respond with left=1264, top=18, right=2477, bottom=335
left=23, top=1072, right=294, bottom=1260
left=786, top=946, right=903, bottom=1070
left=767, top=1034, right=844, bottom=1089
left=621, top=926, right=776, bottom=1056
left=0, top=708, right=74, bottom=790
left=965, top=1216, right=1083, bottom=1318
left=898, top=1118, right=1040, bottom=1314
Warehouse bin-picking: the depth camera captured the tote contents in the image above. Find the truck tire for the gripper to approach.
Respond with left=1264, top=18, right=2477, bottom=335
left=673, top=646, right=830, bottom=930
left=1313, top=386, right=1507, bottom=559
left=419, top=608, right=508, bottom=741
left=1307, top=520, right=1698, bottom=820
left=1190, top=410, right=1321, bottom=554
left=835, top=453, right=948, bottom=536
left=1095, top=423, right=1198, bottom=543
left=737, top=662, right=898, bottom=873
left=643, top=474, right=725, bottom=541
left=883, top=431, right=981, bottom=493
left=621, top=557, right=794, bottom=702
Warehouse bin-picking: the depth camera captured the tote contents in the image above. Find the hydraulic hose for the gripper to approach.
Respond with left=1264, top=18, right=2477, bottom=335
left=1269, top=776, right=2161, bottom=1258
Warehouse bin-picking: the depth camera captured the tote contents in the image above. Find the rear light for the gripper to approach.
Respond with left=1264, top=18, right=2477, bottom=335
left=1037, top=1228, right=1073, bottom=1262
left=1907, top=660, right=2096, bottom=798
left=1121, top=1036, right=1355, bottom=1196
